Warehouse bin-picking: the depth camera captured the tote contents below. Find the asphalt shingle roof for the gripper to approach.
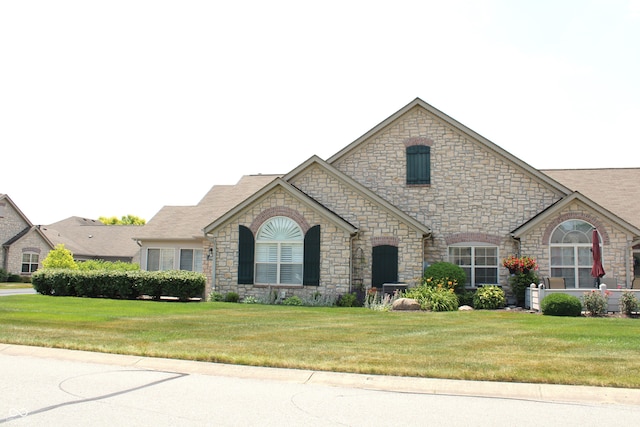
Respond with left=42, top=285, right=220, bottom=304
left=542, top=168, right=640, bottom=229
left=136, top=174, right=280, bottom=241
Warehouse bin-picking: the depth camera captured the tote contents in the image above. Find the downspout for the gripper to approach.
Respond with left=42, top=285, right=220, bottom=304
left=349, top=230, right=359, bottom=293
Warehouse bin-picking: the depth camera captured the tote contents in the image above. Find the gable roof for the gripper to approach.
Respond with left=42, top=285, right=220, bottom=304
left=542, top=168, right=640, bottom=230
left=512, top=191, right=640, bottom=238
left=0, top=193, right=33, bottom=227
left=327, top=97, right=572, bottom=195
left=41, top=216, right=140, bottom=259
left=137, top=174, right=280, bottom=241
left=1, top=194, right=55, bottom=249
left=285, top=155, right=433, bottom=236
left=204, top=177, right=359, bottom=235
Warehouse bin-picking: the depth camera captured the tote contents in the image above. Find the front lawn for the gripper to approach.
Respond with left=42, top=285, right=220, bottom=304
left=0, top=295, right=639, bottom=388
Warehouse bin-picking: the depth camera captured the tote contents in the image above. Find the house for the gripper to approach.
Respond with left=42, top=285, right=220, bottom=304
left=133, top=174, right=279, bottom=274
left=137, top=98, right=640, bottom=299
left=0, top=194, right=54, bottom=276
left=40, top=217, right=141, bottom=264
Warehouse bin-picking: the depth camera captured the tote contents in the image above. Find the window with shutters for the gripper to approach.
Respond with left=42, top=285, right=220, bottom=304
left=406, top=145, right=430, bottom=185
left=255, top=217, right=304, bottom=285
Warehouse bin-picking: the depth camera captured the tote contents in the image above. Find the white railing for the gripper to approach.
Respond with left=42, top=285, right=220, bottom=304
left=528, top=284, right=640, bottom=313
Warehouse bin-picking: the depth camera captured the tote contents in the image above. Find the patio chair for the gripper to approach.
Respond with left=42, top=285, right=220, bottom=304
left=547, top=277, right=566, bottom=289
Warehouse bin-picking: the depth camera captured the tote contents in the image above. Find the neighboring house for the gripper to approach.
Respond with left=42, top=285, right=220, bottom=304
left=133, top=174, right=279, bottom=275
left=0, top=194, right=54, bottom=276
left=41, top=216, right=142, bottom=264
left=139, top=98, right=640, bottom=300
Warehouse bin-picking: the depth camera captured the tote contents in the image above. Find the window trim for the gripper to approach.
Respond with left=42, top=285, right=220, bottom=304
left=448, top=244, right=499, bottom=288
left=549, top=219, right=598, bottom=288
left=21, top=252, right=39, bottom=274
left=254, top=216, right=304, bottom=286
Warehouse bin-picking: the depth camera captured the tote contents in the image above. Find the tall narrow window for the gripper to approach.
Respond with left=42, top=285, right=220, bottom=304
left=406, top=145, right=430, bottom=185
left=179, top=249, right=203, bottom=272
left=255, top=217, right=304, bottom=285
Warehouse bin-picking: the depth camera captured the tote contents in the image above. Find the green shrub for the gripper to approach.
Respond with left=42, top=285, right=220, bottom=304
left=509, top=270, right=538, bottom=307
left=541, top=293, right=582, bottom=316
left=42, top=244, right=78, bottom=270
left=404, top=285, right=458, bottom=311
left=473, top=285, right=506, bottom=310
left=619, top=291, right=639, bottom=316
left=337, top=292, right=358, bottom=307
left=423, top=262, right=466, bottom=293
left=282, top=295, right=304, bottom=306
left=457, top=290, right=475, bottom=307
left=243, top=296, right=260, bottom=304
left=582, top=290, right=609, bottom=316
left=31, top=269, right=204, bottom=301
left=7, top=274, right=22, bottom=283
left=0, top=268, right=9, bottom=282
left=224, top=292, right=240, bottom=303
left=77, top=260, right=140, bottom=271
left=209, top=291, right=224, bottom=302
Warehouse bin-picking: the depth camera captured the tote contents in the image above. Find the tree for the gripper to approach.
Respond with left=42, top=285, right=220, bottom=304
left=42, top=244, right=78, bottom=269
left=98, top=215, right=146, bottom=225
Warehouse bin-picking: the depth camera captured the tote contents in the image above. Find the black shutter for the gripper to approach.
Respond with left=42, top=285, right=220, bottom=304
left=303, top=225, right=321, bottom=286
left=406, top=145, right=430, bottom=185
left=372, top=245, right=398, bottom=287
left=238, top=225, right=254, bottom=284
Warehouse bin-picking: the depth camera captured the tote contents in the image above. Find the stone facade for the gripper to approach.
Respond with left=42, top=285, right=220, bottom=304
left=201, top=98, right=640, bottom=298
left=0, top=196, right=53, bottom=276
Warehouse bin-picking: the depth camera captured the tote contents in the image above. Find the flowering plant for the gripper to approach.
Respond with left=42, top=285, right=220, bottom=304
left=582, top=289, right=611, bottom=316
left=502, top=255, right=538, bottom=273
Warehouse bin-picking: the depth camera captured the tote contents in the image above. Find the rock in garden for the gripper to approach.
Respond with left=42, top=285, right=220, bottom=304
left=392, top=298, right=421, bottom=311
left=458, top=305, right=473, bottom=311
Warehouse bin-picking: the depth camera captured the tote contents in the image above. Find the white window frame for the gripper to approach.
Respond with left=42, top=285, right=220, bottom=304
left=21, top=252, right=39, bottom=273
left=179, top=248, right=203, bottom=272
left=549, top=220, right=598, bottom=288
left=448, top=244, right=499, bottom=287
left=147, top=248, right=175, bottom=271
left=255, top=217, right=303, bottom=285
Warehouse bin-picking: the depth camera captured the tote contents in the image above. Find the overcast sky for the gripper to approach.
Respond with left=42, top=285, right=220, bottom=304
left=2, top=0, right=639, bottom=225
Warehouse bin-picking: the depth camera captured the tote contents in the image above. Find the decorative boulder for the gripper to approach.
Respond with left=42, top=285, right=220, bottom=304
left=458, top=305, right=474, bottom=311
left=392, top=298, right=421, bottom=311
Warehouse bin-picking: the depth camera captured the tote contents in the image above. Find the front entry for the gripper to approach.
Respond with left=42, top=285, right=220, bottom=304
left=372, top=245, right=398, bottom=287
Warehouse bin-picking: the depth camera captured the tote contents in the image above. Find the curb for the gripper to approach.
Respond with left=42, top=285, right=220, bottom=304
left=2, top=343, right=639, bottom=406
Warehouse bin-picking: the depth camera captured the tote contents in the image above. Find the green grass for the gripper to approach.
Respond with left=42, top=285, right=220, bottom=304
left=1, top=295, right=639, bottom=388
left=0, top=282, right=33, bottom=289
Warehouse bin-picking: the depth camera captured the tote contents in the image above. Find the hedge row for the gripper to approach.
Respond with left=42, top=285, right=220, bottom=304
left=31, top=269, right=205, bottom=301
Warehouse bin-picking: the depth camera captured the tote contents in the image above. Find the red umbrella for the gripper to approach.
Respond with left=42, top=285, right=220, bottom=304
left=591, top=229, right=605, bottom=286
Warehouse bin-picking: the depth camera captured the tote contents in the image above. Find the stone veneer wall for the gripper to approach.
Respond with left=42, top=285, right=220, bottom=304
left=289, top=164, right=426, bottom=288
left=1, top=202, right=48, bottom=274
left=206, top=187, right=353, bottom=299
left=330, top=106, right=567, bottom=287
left=519, top=200, right=633, bottom=287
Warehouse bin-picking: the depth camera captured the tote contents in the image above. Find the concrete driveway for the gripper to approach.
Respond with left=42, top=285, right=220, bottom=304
left=1, top=344, right=640, bottom=426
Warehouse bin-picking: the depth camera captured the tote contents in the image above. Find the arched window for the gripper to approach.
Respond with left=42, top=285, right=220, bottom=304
left=550, top=220, right=599, bottom=288
left=255, top=217, right=304, bottom=285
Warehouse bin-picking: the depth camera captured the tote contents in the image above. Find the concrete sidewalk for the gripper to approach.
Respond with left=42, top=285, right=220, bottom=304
left=2, top=342, right=639, bottom=407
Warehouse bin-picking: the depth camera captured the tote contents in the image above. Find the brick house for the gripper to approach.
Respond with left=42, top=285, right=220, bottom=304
left=137, top=98, right=640, bottom=299
left=0, top=194, right=54, bottom=276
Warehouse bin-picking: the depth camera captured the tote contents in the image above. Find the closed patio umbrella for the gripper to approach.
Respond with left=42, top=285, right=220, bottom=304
left=591, top=228, right=605, bottom=287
